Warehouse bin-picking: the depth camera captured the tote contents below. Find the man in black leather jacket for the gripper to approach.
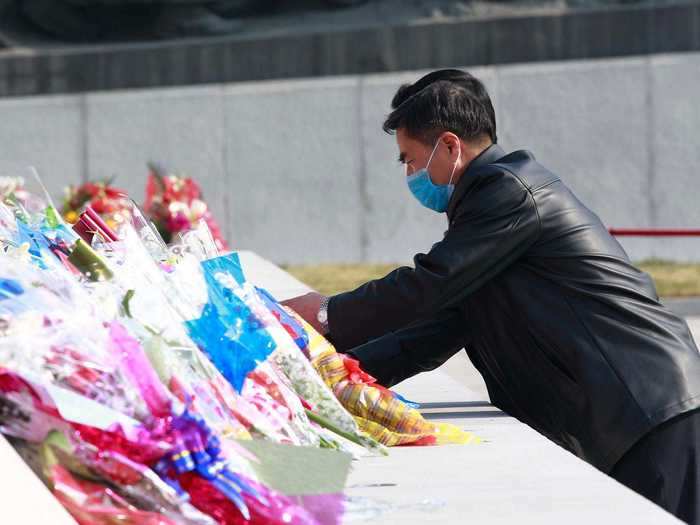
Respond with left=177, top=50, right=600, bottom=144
left=283, top=69, right=700, bottom=524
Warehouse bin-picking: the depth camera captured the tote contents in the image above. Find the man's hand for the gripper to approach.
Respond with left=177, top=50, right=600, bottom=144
left=281, top=292, right=327, bottom=334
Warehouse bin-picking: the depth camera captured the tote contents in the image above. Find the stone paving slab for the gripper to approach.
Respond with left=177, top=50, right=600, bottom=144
left=359, top=373, right=679, bottom=524
left=663, top=297, right=700, bottom=318
left=0, top=433, right=77, bottom=523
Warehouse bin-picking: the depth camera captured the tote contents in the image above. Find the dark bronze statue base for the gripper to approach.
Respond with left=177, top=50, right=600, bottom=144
left=14, top=0, right=369, bottom=42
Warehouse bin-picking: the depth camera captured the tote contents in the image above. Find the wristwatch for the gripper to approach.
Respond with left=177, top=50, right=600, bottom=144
left=317, top=296, right=330, bottom=334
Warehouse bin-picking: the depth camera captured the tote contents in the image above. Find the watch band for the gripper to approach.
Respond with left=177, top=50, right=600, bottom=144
left=318, top=296, right=330, bottom=333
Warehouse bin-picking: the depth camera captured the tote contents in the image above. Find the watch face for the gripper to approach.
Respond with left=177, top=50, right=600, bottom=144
left=317, top=309, right=328, bottom=324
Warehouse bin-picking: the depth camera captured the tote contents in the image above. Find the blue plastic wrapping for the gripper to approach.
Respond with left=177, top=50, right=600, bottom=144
left=254, top=287, right=309, bottom=352
left=185, top=254, right=276, bottom=393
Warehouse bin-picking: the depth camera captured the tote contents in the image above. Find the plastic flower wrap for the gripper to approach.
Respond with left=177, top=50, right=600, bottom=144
left=292, top=313, right=481, bottom=447
left=50, top=464, right=182, bottom=525
left=0, top=247, right=164, bottom=425
left=0, top=177, right=478, bottom=525
left=174, top=219, right=222, bottom=262
left=0, top=262, right=148, bottom=421
left=95, top=220, right=293, bottom=449
left=195, top=254, right=376, bottom=453
left=62, top=177, right=132, bottom=229
left=0, top=371, right=219, bottom=524
left=69, top=212, right=251, bottom=446
left=109, top=225, right=321, bottom=449
left=107, top=226, right=308, bottom=448
left=0, top=294, right=320, bottom=525
left=184, top=286, right=276, bottom=396
left=187, top=254, right=328, bottom=447
left=178, top=251, right=346, bottom=451
left=176, top=252, right=382, bottom=455
left=0, top=305, right=217, bottom=524
left=236, top=282, right=386, bottom=455
left=0, top=176, right=25, bottom=199
left=0, top=212, right=327, bottom=525
left=1, top=172, right=59, bottom=226
left=145, top=163, right=228, bottom=251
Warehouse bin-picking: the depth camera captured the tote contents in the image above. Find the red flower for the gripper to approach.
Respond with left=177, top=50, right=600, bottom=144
left=166, top=211, right=192, bottom=234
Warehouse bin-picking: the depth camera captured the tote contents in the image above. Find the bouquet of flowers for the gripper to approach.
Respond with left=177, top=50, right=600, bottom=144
left=61, top=164, right=228, bottom=253
left=291, top=313, right=480, bottom=447
left=62, top=177, right=131, bottom=229
left=0, top=190, right=334, bottom=524
left=144, top=163, right=228, bottom=251
left=0, top=176, right=479, bottom=525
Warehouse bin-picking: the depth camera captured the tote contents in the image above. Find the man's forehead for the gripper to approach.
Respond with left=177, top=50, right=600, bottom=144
left=396, top=130, right=424, bottom=156
left=396, top=128, right=415, bottom=150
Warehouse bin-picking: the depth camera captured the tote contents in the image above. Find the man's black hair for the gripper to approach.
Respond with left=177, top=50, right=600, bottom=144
left=383, top=69, right=497, bottom=145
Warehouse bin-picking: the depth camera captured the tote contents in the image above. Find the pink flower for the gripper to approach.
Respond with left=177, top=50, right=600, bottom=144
left=166, top=211, right=191, bottom=234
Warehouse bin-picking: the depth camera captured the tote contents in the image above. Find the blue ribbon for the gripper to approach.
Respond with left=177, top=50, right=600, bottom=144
left=154, top=408, right=268, bottom=520
left=391, top=392, right=421, bottom=409
left=0, top=278, right=24, bottom=300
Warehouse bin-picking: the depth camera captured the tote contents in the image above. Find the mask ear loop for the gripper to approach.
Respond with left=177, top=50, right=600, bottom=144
left=421, top=139, right=442, bottom=182
left=447, top=145, right=461, bottom=186
left=425, top=139, right=441, bottom=170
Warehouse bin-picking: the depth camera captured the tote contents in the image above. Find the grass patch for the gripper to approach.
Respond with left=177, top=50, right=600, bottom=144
left=638, top=260, right=700, bottom=297
left=284, top=260, right=700, bottom=298
left=282, top=263, right=400, bottom=296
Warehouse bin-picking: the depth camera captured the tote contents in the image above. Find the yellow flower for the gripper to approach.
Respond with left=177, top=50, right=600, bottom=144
left=64, top=210, right=79, bottom=224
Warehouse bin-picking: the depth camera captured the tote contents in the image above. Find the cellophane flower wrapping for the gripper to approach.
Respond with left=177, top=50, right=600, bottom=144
left=189, top=254, right=325, bottom=448
left=61, top=178, right=132, bottom=230
left=0, top=169, right=481, bottom=525
left=245, top=285, right=386, bottom=455
left=0, top=189, right=335, bottom=524
left=292, top=313, right=481, bottom=447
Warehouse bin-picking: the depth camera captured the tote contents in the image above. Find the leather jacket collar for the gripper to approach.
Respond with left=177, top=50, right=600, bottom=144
left=447, top=143, right=506, bottom=219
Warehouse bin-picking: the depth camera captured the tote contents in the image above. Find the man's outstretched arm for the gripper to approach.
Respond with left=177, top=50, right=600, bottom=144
left=345, top=307, right=468, bottom=387
left=328, top=172, right=540, bottom=351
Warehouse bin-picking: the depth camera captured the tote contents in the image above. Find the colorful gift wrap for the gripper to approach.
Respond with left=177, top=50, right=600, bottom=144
left=291, top=313, right=480, bottom=447
left=50, top=464, right=183, bottom=525
left=0, top=178, right=484, bottom=525
left=245, top=287, right=385, bottom=454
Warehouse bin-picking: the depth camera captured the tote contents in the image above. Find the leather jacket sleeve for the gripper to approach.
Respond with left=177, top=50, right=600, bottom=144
left=345, top=307, right=469, bottom=387
left=328, top=170, right=541, bottom=351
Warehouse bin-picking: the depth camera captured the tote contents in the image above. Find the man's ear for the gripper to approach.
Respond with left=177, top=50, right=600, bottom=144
left=443, top=132, right=461, bottom=157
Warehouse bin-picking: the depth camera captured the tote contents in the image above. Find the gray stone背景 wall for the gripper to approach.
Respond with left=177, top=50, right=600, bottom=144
left=0, top=52, right=699, bottom=265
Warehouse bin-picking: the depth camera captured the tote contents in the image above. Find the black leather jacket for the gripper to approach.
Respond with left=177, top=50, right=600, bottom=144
left=327, top=144, right=700, bottom=473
